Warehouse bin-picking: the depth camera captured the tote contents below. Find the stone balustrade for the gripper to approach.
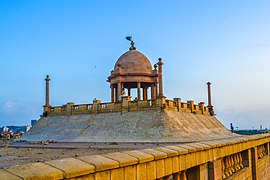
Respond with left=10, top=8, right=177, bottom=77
left=257, top=144, right=268, bottom=159
left=222, top=152, right=244, bottom=179
left=45, top=97, right=211, bottom=116
left=1, top=134, right=270, bottom=179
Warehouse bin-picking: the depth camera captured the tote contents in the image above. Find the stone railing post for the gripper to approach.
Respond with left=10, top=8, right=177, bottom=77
left=122, top=96, right=131, bottom=112
left=208, top=158, right=222, bottom=180
left=187, top=101, right=194, bottom=113
left=173, top=98, right=181, bottom=112
left=199, top=102, right=205, bottom=115
left=268, top=142, right=270, bottom=158
left=251, top=147, right=259, bottom=180
left=93, top=100, right=101, bottom=113
left=155, top=96, right=166, bottom=108
left=66, top=102, right=74, bottom=115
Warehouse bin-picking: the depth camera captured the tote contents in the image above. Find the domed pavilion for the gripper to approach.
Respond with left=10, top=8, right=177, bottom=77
left=107, top=38, right=165, bottom=102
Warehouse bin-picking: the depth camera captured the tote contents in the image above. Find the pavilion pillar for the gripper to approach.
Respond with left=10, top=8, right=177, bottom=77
left=111, top=85, right=114, bottom=103
left=128, top=88, right=131, bottom=97
left=114, top=86, right=117, bottom=102
left=151, top=84, right=155, bottom=100
left=121, top=83, right=124, bottom=91
left=157, top=58, right=165, bottom=97
left=137, top=82, right=141, bottom=100
left=155, top=82, right=158, bottom=99
left=117, top=82, right=122, bottom=102
left=143, top=87, right=148, bottom=100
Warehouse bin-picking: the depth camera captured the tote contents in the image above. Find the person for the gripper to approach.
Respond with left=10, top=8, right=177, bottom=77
left=230, top=123, right=234, bottom=132
left=121, top=89, right=126, bottom=96
left=119, top=88, right=126, bottom=102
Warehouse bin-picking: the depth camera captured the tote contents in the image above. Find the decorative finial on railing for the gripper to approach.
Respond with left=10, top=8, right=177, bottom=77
left=126, top=36, right=136, bottom=50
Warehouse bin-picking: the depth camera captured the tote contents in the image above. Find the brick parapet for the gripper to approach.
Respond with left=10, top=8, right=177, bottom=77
left=2, top=134, right=270, bottom=179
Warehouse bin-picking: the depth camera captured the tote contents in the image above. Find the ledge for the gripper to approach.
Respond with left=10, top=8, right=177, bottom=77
left=1, top=134, right=269, bottom=180
left=122, top=150, right=155, bottom=163
left=103, top=152, right=138, bottom=167
left=44, top=158, right=95, bottom=179
left=4, top=162, right=64, bottom=180
left=76, top=155, right=119, bottom=172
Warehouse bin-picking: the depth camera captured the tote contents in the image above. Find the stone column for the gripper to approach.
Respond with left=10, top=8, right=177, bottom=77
left=157, top=58, right=165, bottom=97
left=111, top=85, right=114, bottom=103
left=207, top=82, right=212, bottom=107
left=151, top=84, right=155, bottom=100
left=137, top=82, right=141, bottom=100
left=143, top=87, right=148, bottom=100
left=43, top=75, right=51, bottom=114
left=45, top=75, right=50, bottom=107
left=128, top=88, right=131, bottom=97
left=207, top=82, right=214, bottom=115
left=117, top=82, right=122, bottom=102
left=121, top=83, right=124, bottom=91
left=154, top=64, right=158, bottom=99
left=114, top=86, right=117, bottom=103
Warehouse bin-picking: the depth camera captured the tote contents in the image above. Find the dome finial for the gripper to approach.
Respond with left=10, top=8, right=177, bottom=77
left=126, top=36, right=136, bottom=50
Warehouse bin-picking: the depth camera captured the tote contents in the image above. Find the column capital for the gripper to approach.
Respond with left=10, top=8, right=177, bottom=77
left=45, top=75, right=50, bottom=81
left=157, top=58, right=164, bottom=65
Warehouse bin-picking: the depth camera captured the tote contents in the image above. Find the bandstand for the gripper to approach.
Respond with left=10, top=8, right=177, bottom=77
left=107, top=38, right=165, bottom=102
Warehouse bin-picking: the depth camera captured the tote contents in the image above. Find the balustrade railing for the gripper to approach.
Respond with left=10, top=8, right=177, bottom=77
left=257, top=144, right=268, bottom=159
left=46, top=98, right=212, bottom=116
left=222, top=152, right=244, bottom=179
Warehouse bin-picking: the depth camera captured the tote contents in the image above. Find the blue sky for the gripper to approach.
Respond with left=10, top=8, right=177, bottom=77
left=0, top=0, right=270, bottom=129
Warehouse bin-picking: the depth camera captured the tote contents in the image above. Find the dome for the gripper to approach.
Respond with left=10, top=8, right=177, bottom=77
left=114, top=50, right=153, bottom=74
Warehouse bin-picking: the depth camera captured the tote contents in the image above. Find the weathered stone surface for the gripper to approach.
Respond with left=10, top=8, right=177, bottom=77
left=4, top=162, right=64, bottom=179
left=44, top=158, right=95, bottom=178
left=20, top=109, right=235, bottom=142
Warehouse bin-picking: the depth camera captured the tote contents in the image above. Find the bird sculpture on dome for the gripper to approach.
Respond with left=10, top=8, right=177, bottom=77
left=126, top=36, right=136, bottom=50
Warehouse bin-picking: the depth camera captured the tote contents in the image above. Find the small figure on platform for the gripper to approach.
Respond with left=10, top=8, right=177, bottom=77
left=121, top=89, right=126, bottom=96
left=230, top=123, right=234, bottom=133
left=119, top=88, right=126, bottom=102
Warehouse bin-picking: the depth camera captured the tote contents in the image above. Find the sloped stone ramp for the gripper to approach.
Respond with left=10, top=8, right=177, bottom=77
left=20, top=109, right=236, bottom=142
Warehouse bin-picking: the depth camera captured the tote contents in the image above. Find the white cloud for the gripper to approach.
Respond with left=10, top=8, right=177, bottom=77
left=2, top=100, right=18, bottom=114
left=256, top=42, right=270, bottom=48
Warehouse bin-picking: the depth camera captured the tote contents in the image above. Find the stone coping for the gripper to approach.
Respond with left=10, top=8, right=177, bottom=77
left=1, top=134, right=269, bottom=179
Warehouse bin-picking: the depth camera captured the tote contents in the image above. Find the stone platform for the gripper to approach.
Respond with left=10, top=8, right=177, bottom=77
left=20, top=109, right=236, bottom=142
